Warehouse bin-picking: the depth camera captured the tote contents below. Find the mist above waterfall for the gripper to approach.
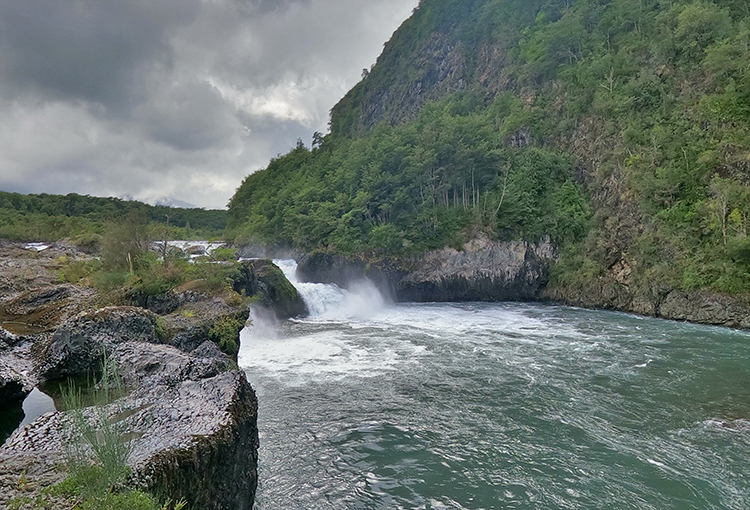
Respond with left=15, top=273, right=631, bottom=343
left=273, top=259, right=387, bottom=320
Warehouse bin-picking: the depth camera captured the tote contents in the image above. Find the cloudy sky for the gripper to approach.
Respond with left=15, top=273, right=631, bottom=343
left=0, top=0, right=418, bottom=209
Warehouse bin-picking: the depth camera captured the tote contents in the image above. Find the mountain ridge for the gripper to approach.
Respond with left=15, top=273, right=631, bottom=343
left=228, top=0, right=750, bottom=318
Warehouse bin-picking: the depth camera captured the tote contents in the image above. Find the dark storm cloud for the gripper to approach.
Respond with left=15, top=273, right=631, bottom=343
left=0, top=0, right=418, bottom=208
left=0, top=1, right=200, bottom=111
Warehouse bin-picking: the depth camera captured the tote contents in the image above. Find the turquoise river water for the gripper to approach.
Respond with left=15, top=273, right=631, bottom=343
left=238, top=261, right=750, bottom=509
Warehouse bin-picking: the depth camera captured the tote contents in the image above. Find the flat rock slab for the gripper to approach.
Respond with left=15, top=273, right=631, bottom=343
left=2, top=341, right=258, bottom=510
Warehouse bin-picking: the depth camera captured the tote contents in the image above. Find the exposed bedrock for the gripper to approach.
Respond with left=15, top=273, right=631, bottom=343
left=545, top=275, right=750, bottom=330
left=397, top=238, right=556, bottom=302
left=37, top=306, right=161, bottom=382
left=2, top=340, right=258, bottom=510
left=234, top=259, right=307, bottom=319
left=0, top=243, right=262, bottom=508
left=296, top=238, right=556, bottom=302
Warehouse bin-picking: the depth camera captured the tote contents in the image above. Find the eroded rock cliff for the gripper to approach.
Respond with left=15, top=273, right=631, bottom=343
left=297, top=237, right=557, bottom=303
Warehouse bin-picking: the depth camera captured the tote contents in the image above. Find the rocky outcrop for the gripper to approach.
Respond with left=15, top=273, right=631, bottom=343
left=543, top=263, right=750, bottom=330
left=2, top=340, right=258, bottom=509
left=0, top=242, right=260, bottom=508
left=234, top=259, right=307, bottom=319
left=296, top=251, right=404, bottom=297
left=658, top=291, right=750, bottom=328
left=0, top=359, right=25, bottom=406
left=37, top=306, right=161, bottom=382
left=397, top=238, right=556, bottom=302
left=297, top=238, right=556, bottom=302
left=1, top=284, right=96, bottom=336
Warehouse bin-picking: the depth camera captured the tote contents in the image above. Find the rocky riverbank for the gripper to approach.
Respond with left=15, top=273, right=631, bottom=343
left=543, top=261, right=750, bottom=330
left=294, top=238, right=750, bottom=330
left=296, top=237, right=557, bottom=303
left=0, top=242, right=305, bottom=508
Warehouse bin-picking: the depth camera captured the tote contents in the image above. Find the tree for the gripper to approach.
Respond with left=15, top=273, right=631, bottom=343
left=101, top=209, right=151, bottom=273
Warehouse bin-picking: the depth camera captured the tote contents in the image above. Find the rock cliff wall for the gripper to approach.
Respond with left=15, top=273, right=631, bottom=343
left=297, top=238, right=557, bottom=303
left=544, top=269, right=750, bottom=330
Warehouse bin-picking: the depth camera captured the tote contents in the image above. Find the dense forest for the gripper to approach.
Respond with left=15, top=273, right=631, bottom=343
left=228, top=0, right=750, bottom=298
left=0, top=191, right=227, bottom=242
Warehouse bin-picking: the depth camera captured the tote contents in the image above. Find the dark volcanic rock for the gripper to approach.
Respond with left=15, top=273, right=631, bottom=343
left=37, top=306, right=161, bottom=382
left=398, top=238, right=556, bottom=302
left=3, top=341, right=258, bottom=510
left=296, top=252, right=405, bottom=298
left=160, top=298, right=249, bottom=357
left=296, top=252, right=371, bottom=289
left=543, top=259, right=750, bottom=330
left=0, top=359, right=26, bottom=406
left=0, top=326, right=20, bottom=349
left=1, top=284, right=96, bottom=336
left=236, top=259, right=307, bottom=319
left=0, top=241, right=259, bottom=508
left=135, top=369, right=258, bottom=510
left=131, top=289, right=206, bottom=315
left=659, top=290, right=750, bottom=329
left=296, top=238, right=555, bottom=303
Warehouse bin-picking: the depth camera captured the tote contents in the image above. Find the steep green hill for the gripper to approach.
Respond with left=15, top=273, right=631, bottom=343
left=228, top=0, right=750, bottom=301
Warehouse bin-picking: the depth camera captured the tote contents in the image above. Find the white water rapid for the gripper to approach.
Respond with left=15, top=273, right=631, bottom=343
left=272, top=259, right=386, bottom=320
left=237, top=259, right=750, bottom=510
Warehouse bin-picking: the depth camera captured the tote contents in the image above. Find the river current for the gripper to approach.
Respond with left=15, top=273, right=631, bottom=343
left=238, top=261, right=750, bottom=509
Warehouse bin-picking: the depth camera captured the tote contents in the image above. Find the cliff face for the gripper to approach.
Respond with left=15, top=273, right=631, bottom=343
left=329, top=0, right=532, bottom=136
left=398, top=238, right=555, bottom=302
left=545, top=269, right=750, bottom=330
left=297, top=237, right=556, bottom=303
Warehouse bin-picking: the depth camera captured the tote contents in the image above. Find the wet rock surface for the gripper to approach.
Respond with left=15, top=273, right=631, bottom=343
left=0, top=241, right=260, bottom=508
left=397, top=238, right=556, bottom=302
left=297, top=238, right=556, bottom=302
left=544, top=259, right=750, bottom=330
left=235, top=259, right=307, bottom=319
left=1, top=341, right=258, bottom=509
left=38, top=306, right=162, bottom=382
left=0, top=358, right=26, bottom=405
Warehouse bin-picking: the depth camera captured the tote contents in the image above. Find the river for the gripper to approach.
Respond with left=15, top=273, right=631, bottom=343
left=238, top=260, right=750, bottom=509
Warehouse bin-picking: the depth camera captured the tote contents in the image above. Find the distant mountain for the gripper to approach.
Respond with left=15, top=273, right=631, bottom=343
left=151, top=197, right=199, bottom=209
left=120, top=194, right=199, bottom=209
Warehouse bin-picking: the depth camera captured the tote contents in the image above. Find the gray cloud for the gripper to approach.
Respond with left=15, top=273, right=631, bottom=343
left=0, top=0, right=418, bottom=209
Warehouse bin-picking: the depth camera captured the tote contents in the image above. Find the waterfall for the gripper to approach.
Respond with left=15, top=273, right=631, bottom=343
left=273, top=259, right=386, bottom=320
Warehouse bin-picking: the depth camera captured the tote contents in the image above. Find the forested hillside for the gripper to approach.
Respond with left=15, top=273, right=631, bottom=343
left=228, top=0, right=750, bottom=300
left=0, top=191, right=227, bottom=242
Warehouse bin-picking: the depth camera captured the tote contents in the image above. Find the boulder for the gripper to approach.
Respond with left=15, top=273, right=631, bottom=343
left=37, top=307, right=161, bottom=382
left=235, top=259, right=307, bottom=319
left=2, top=340, right=258, bottom=510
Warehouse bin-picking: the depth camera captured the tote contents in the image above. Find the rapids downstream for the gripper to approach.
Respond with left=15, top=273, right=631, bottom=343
left=238, top=260, right=750, bottom=509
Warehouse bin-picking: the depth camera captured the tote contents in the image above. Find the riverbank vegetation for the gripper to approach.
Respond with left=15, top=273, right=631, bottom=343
left=227, top=0, right=750, bottom=298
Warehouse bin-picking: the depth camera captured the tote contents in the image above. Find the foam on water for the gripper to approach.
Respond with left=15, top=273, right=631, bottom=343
left=273, top=259, right=386, bottom=321
left=238, top=260, right=750, bottom=509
